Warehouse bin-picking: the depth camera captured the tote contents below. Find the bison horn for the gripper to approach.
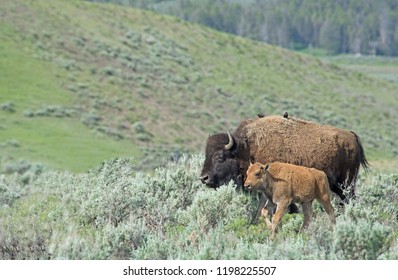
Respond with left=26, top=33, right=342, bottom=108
left=225, top=131, right=234, bottom=150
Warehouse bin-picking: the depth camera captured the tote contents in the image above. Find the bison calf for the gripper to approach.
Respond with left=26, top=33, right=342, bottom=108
left=244, top=162, right=336, bottom=240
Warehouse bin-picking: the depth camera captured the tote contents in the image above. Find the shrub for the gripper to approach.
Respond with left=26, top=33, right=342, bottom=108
left=0, top=101, right=15, bottom=113
left=333, top=218, right=392, bottom=260
left=1, top=159, right=45, bottom=185
left=0, top=175, right=22, bottom=207
left=1, top=154, right=397, bottom=260
left=0, top=194, right=57, bottom=260
left=93, top=220, right=148, bottom=259
left=23, top=106, right=76, bottom=118
left=177, top=183, right=255, bottom=233
left=0, top=224, right=52, bottom=260
left=80, top=112, right=101, bottom=127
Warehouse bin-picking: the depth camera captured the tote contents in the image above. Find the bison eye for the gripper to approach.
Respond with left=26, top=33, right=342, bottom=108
left=255, top=172, right=261, bottom=178
left=214, top=152, right=226, bottom=162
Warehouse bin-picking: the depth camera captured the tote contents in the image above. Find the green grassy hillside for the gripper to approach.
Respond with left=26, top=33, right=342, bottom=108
left=323, top=55, right=398, bottom=84
left=1, top=0, right=398, bottom=172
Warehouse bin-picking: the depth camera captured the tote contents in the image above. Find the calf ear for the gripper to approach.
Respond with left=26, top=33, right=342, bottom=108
left=264, top=164, right=270, bottom=171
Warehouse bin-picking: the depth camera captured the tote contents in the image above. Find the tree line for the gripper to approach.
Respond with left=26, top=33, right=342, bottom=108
left=88, top=0, right=398, bottom=56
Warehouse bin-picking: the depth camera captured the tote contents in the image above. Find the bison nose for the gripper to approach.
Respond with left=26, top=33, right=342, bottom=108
left=200, top=175, right=209, bottom=184
left=244, top=184, right=251, bottom=189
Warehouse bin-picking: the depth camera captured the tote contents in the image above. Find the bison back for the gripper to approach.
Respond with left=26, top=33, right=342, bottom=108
left=240, top=116, right=363, bottom=191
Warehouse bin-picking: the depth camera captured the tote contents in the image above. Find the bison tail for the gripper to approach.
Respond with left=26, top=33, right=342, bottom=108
left=351, top=130, right=370, bottom=171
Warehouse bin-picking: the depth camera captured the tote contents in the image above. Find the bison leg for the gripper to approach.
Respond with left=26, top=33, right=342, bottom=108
left=254, top=193, right=268, bottom=223
left=288, top=203, right=299, bottom=213
left=301, top=202, right=313, bottom=229
left=330, top=181, right=357, bottom=204
left=236, top=174, right=244, bottom=192
left=270, top=201, right=289, bottom=240
left=329, top=182, right=346, bottom=202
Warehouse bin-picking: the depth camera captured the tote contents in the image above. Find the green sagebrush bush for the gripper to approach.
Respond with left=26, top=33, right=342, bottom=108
left=0, top=159, right=46, bottom=207
left=0, top=193, right=57, bottom=260
left=178, top=182, right=256, bottom=233
left=0, top=175, right=22, bottom=207
left=1, top=159, right=45, bottom=185
left=64, top=156, right=203, bottom=228
left=0, top=223, right=52, bottom=260
left=351, top=173, right=398, bottom=222
left=333, top=218, right=392, bottom=260
left=50, top=155, right=208, bottom=259
left=1, top=154, right=398, bottom=259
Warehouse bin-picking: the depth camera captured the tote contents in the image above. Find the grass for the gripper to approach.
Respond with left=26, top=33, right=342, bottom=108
left=0, top=22, right=140, bottom=172
left=0, top=25, right=73, bottom=108
left=0, top=117, right=141, bottom=172
left=1, top=0, right=398, bottom=172
left=300, top=47, right=398, bottom=83
left=322, top=54, right=398, bottom=84
left=368, top=159, right=398, bottom=174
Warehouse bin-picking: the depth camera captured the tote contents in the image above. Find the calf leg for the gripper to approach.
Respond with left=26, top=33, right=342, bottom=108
left=270, top=201, right=289, bottom=240
left=261, top=208, right=273, bottom=230
left=317, top=197, right=336, bottom=225
left=301, top=202, right=313, bottom=229
left=260, top=201, right=273, bottom=230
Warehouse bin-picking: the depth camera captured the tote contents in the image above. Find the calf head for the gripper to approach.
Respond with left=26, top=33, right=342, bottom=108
left=200, top=132, right=240, bottom=188
left=244, top=162, right=269, bottom=192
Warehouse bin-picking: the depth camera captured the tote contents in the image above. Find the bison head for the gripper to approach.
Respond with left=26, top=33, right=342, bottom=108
left=200, top=132, right=241, bottom=188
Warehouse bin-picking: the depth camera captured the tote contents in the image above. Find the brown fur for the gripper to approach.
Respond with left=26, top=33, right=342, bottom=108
left=244, top=162, right=336, bottom=240
left=237, top=115, right=368, bottom=200
left=200, top=115, right=368, bottom=223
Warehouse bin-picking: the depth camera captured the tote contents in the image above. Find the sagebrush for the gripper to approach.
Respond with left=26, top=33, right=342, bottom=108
left=0, top=155, right=397, bottom=259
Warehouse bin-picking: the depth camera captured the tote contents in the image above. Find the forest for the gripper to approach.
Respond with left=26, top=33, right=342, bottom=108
left=89, top=0, right=398, bottom=56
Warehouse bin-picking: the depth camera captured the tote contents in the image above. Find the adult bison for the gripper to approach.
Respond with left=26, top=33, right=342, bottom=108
left=200, top=115, right=368, bottom=217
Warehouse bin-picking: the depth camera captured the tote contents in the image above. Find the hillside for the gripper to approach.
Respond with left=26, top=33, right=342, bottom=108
left=1, top=0, right=398, bottom=172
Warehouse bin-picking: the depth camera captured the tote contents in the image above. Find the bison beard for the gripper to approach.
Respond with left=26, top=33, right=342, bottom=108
left=200, top=115, right=368, bottom=221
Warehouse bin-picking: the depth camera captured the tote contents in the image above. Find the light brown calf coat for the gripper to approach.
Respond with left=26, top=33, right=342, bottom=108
left=244, top=162, right=336, bottom=240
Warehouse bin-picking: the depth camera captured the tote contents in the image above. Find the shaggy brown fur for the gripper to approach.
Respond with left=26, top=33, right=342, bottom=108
left=244, top=162, right=336, bottom=240
left=238, top=115, right=368, bottom=200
